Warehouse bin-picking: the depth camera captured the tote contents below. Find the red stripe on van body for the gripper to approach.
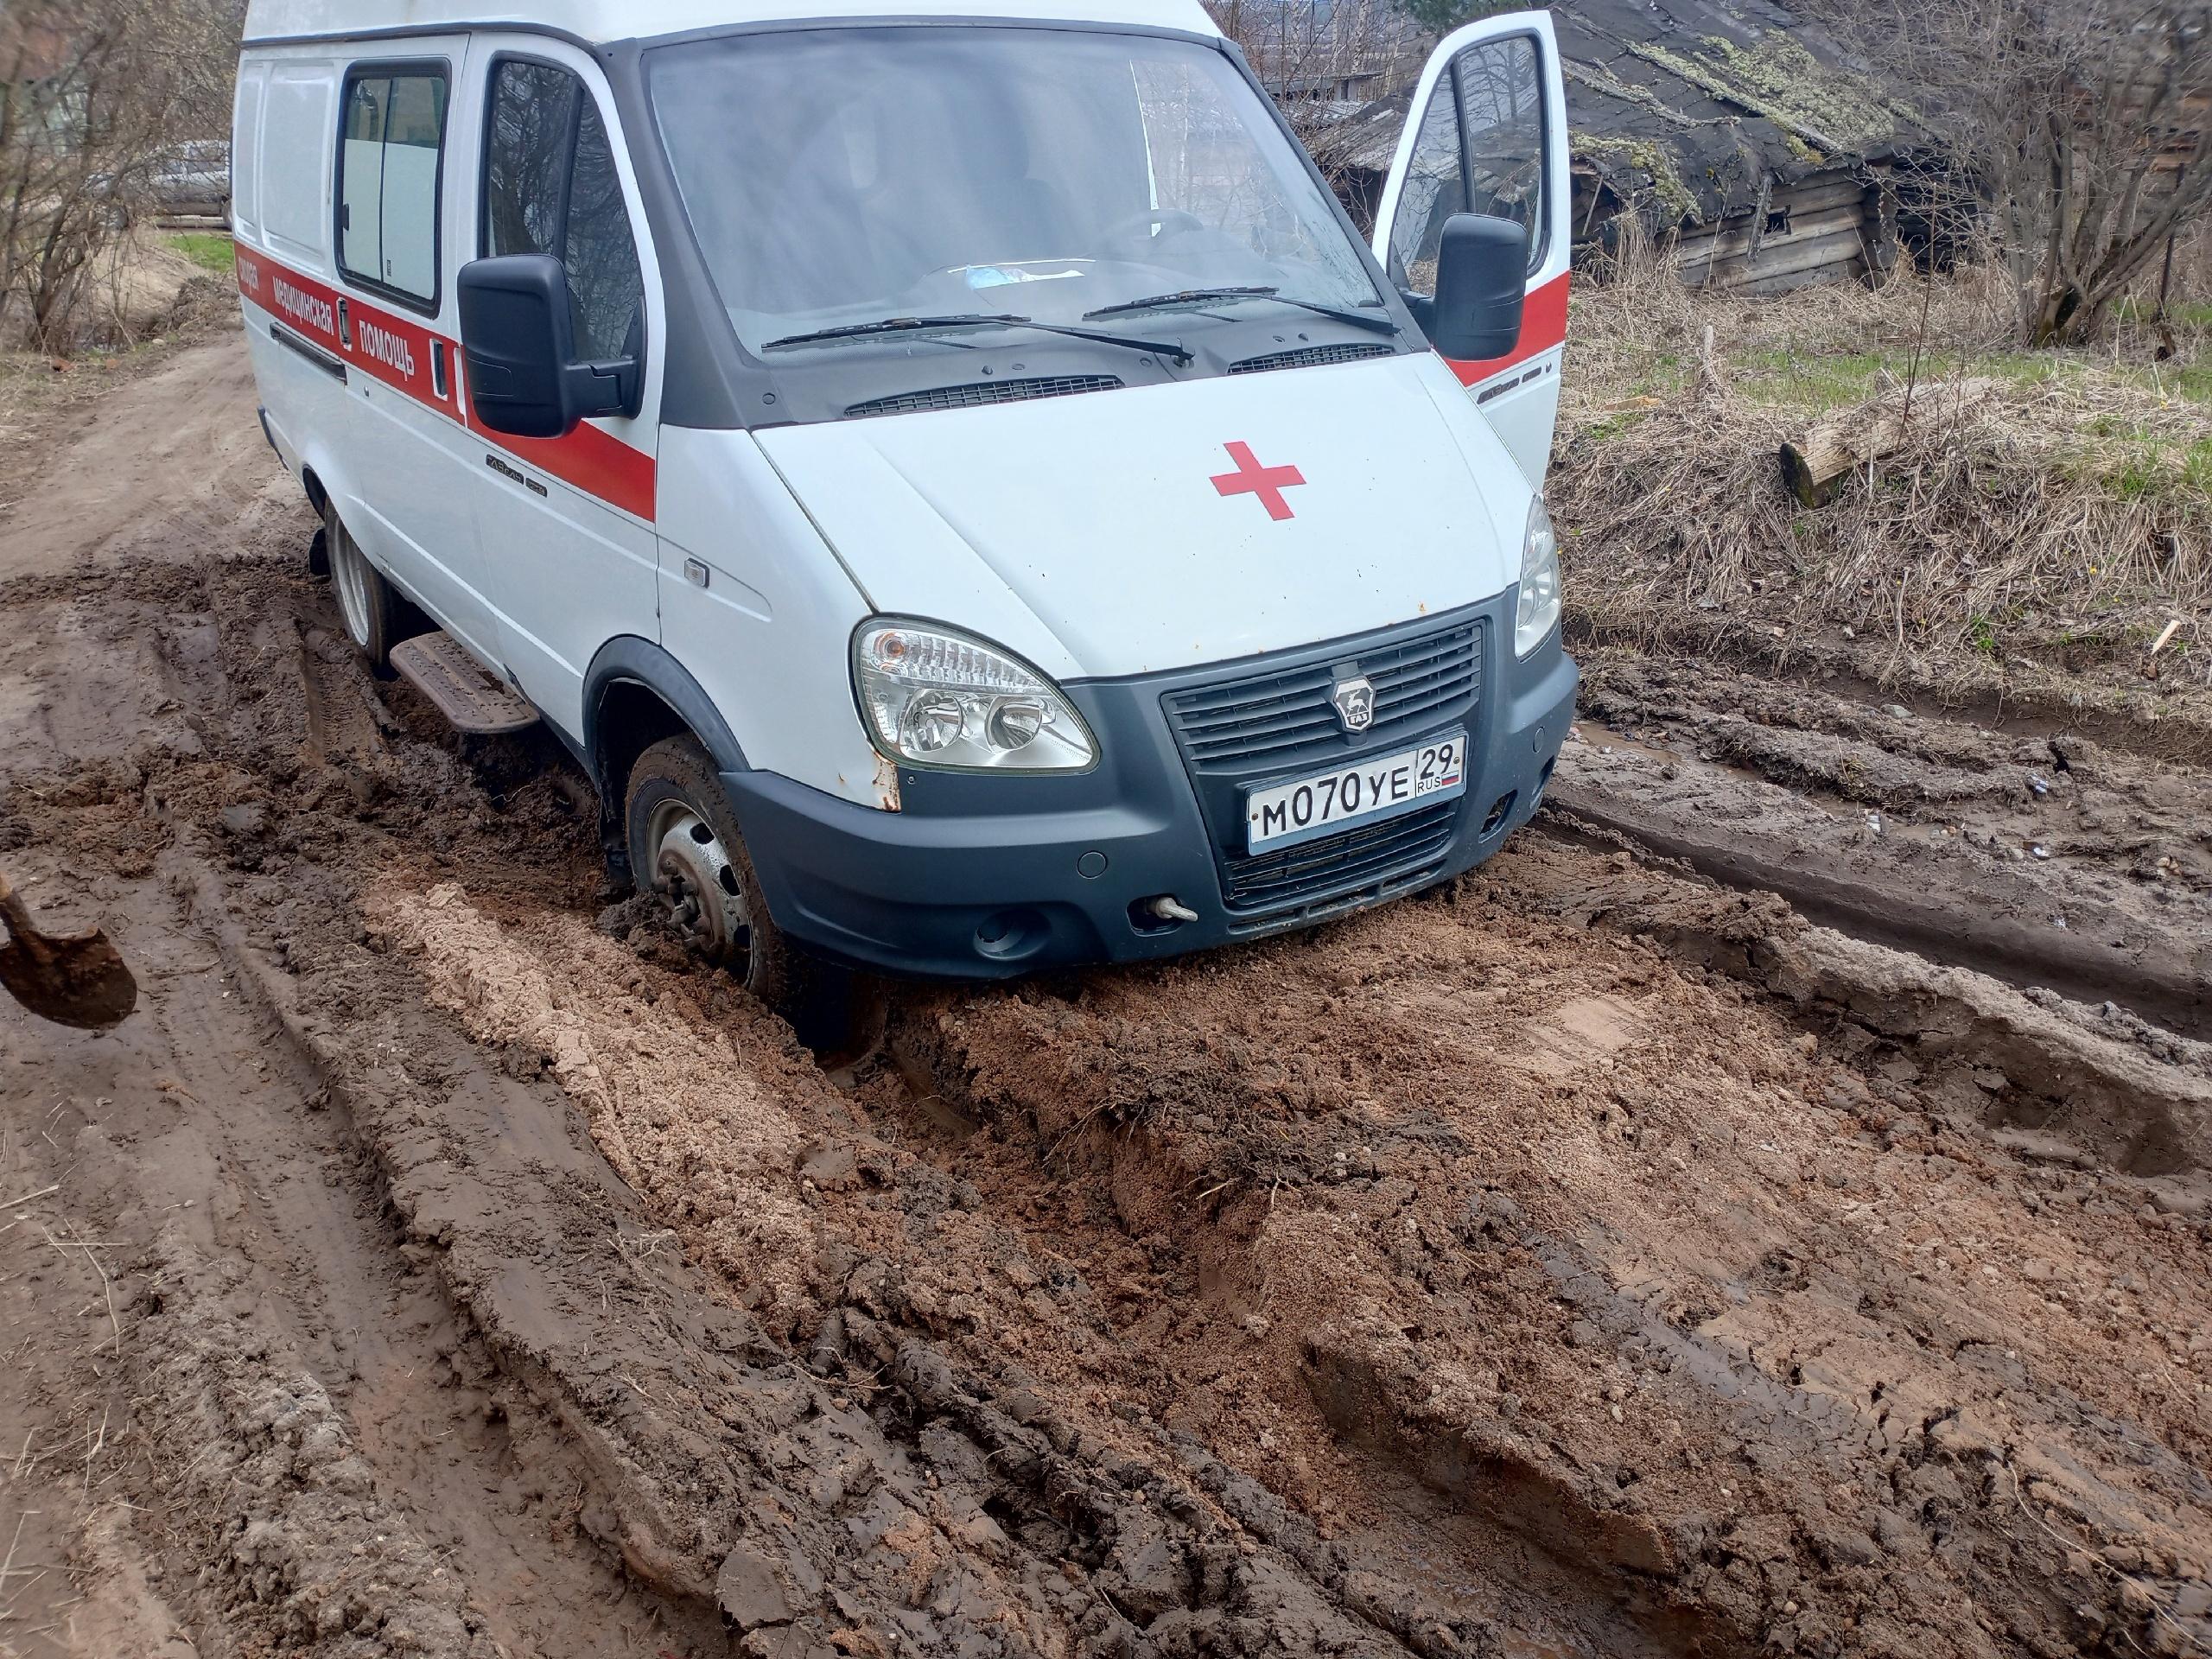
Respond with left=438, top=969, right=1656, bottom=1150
left=1444, top=270, right=1570, bottom=388
left=238, top=249, right=658, bottom=523
left=499, top=423, right=659, bottom=522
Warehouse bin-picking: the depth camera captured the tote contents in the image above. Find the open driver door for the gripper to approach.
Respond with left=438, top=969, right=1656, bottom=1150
left=1371, top=10, right=1571, bottom=486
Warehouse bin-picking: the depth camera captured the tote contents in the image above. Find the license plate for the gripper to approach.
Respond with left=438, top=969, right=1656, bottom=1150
left=1244, top=732, right=1468, bottom=853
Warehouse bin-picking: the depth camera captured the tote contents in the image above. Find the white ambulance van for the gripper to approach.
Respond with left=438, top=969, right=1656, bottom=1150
left=233, top=0, right=1579, bottom=1003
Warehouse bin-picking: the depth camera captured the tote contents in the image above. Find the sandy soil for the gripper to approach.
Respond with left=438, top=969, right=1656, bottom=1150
left=1, top=327, right=2208, bottom=1659
left=0, top=328, right=289, bottom=586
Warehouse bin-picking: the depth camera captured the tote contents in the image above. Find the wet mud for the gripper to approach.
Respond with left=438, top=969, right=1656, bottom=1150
left=2, top=333, right=2209, bottom=1658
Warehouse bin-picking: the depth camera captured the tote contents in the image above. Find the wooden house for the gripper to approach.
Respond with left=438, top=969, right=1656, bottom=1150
left=1331, top=0, right=1942, bottom=295
left=1553, top=0, right=1938, bottom=293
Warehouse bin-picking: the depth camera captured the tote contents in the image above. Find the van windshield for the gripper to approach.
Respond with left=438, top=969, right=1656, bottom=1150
left=646, top=27, right=1383, bottom=357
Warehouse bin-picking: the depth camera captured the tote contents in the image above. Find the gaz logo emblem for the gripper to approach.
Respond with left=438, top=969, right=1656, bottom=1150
left=1332, top=675, right=1376, bottom=734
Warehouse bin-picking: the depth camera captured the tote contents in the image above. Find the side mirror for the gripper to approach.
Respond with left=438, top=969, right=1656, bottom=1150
left=1414, top=213, right=1529, bottom=364
left=457, top=253, right=641, bottom=440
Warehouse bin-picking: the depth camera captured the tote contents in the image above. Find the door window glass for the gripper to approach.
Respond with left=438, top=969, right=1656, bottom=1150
left=338, top=77, right=388, bottom=282
left=337, top=67, right=448, bottom=308
left=482, top=60, right=645, bottom=364
left=484, top=62, right=575, bottom=261
left=1456, top=36, right=1546, bottom=270
left=1386, top=86, right=1465, bottom=299
left=566, top=100, right=645, bottom=360
left=1387, top=34, right=1547, bottom=297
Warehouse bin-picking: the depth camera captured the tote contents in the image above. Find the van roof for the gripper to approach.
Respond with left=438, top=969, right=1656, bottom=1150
left=242, top=0, right=1223, bottom=48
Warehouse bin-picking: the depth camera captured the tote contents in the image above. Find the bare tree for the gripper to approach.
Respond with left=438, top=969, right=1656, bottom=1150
left=1823, top=0, right=2212, bottom=345
left=0, top=0, right=243, bottom=348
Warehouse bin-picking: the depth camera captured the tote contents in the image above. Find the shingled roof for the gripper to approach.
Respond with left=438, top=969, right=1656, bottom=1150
left=1554, top=0, right=1929, bottom=226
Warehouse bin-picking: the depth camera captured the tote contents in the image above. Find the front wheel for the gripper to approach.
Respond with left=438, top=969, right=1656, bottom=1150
left=623, top=734, right=802, bottom=1013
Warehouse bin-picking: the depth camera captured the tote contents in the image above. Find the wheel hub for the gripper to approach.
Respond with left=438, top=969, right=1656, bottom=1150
left=647, top=802, right=751, bottom=964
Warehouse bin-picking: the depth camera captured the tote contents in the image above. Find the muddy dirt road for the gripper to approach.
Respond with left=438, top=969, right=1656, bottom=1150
left=0, top=336, right=288, bottom=585
left=2, top=329, right=2208, bottom=1659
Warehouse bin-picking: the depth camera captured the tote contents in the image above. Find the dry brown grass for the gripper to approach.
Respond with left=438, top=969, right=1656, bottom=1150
left=1551, top=246, right=2212, bottom=683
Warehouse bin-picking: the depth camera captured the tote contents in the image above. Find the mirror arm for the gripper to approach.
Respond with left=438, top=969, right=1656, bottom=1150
left=563, top=357, right=645, bottom=423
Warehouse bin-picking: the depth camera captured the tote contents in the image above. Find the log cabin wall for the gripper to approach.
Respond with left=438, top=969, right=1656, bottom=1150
left=1671, top=170, right=1897, bottom=296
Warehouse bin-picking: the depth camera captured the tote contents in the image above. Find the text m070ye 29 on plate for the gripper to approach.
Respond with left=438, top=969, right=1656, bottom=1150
left=1245, top=732, right=1467, bottom=854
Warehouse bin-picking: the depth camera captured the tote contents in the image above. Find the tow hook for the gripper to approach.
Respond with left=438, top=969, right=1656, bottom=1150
left=1144, top=895, right=1199, bottom=925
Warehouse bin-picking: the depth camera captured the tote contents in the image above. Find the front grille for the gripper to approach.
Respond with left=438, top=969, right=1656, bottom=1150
left=847, top=374, right=1122, bottom=418
left=1160, top=612, right=1489, bottom=918
left=1230, top=342, right=1394, bottom=375
left=1162, top=619, right=1484, bottom=773
left=1222, top=799, right=1459, bottom=912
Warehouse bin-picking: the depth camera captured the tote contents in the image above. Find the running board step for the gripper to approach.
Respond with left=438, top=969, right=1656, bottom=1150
left=389, top=632, right=540, bottom=735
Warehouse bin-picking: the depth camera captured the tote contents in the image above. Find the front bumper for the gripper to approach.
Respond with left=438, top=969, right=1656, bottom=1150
left=728, top=597, right=1577, bottom=980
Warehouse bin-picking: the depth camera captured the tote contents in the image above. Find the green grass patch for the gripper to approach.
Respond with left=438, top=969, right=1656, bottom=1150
left=168, top=232, right=234, bottom=276
left=1580, top=408, right=1652, bottom=442
left=2072, top=432, right=2212, bottom=504
left=2112, top=451, right=2163, bottom=501
left=1729, top=347, right=1893, bottom=407
left=2160, top=360, right=2212, bottom=404
left=2116, top=296, right=2212, bottom=329
left=1719, top=344, right=2212, bottom=417
left=2184, top=437, right=2212, bottom=494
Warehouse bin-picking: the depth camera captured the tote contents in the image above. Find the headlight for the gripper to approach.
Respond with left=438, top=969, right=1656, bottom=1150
left=1515, top=494, right=1561, bottom=658
left=852, top=620, right=1097, bottom=772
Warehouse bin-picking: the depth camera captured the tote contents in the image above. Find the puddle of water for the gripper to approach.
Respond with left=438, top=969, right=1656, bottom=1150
left=1571, top=719, right=1680, bottom=766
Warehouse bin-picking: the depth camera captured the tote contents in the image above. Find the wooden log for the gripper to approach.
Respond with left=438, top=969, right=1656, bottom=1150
left=1728, top=257, right=1869, bottom=299
left=1675, top=176, right=1869, bottom=235
left=1675, top=204, right=1867, bottom=268
left=1765, top=175, right=1875, bottom=216
left=1672, top=181, right=1870, bottom=251
left=1676, top=202, right=1866, bottom=258
left=1779, top=378, right=1998, bottom=507
left=1694, top=226, right=1872, bottom=289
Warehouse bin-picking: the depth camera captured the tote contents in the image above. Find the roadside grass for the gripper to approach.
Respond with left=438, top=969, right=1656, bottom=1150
left=168, top=232, right=235, bottom=276
left=1723, top=346, right=2212, bottom=410
left=1550, top=257, right=2212, bottom=682
left=2116, top=295, right=2212, bottom=330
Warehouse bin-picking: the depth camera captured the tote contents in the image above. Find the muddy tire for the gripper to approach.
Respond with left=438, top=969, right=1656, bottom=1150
left=324, top=500, right=397, bottom=669
left=624, top=734, right=803, bottom=1014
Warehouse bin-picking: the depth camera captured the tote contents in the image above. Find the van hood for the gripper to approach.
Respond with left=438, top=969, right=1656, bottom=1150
left=754, top=352, right=1524, bottom=683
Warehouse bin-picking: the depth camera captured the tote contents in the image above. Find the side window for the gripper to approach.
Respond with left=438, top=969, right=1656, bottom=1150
left=484, top=61, right=574, bottom=262
left=1386, top=35, right=1548, bottom=298
left=566, top=100, right=646, bottom=361
left=1456, top=36, right=1547, bottom=270
left=483, top=60, right=646, bottom=365
left=338, top=77, right=388, bottom=282
left=338, top=66, right=448, bottom=308
left=1387, top=87, right=1466, bottom=300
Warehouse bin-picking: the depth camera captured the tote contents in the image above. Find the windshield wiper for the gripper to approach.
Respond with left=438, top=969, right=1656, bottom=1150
left=762, top=311, right=1191, bottom=363
left=762, top=313, right=1012, bottom=350
left=1085, top=287, right=1400, bottom=337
